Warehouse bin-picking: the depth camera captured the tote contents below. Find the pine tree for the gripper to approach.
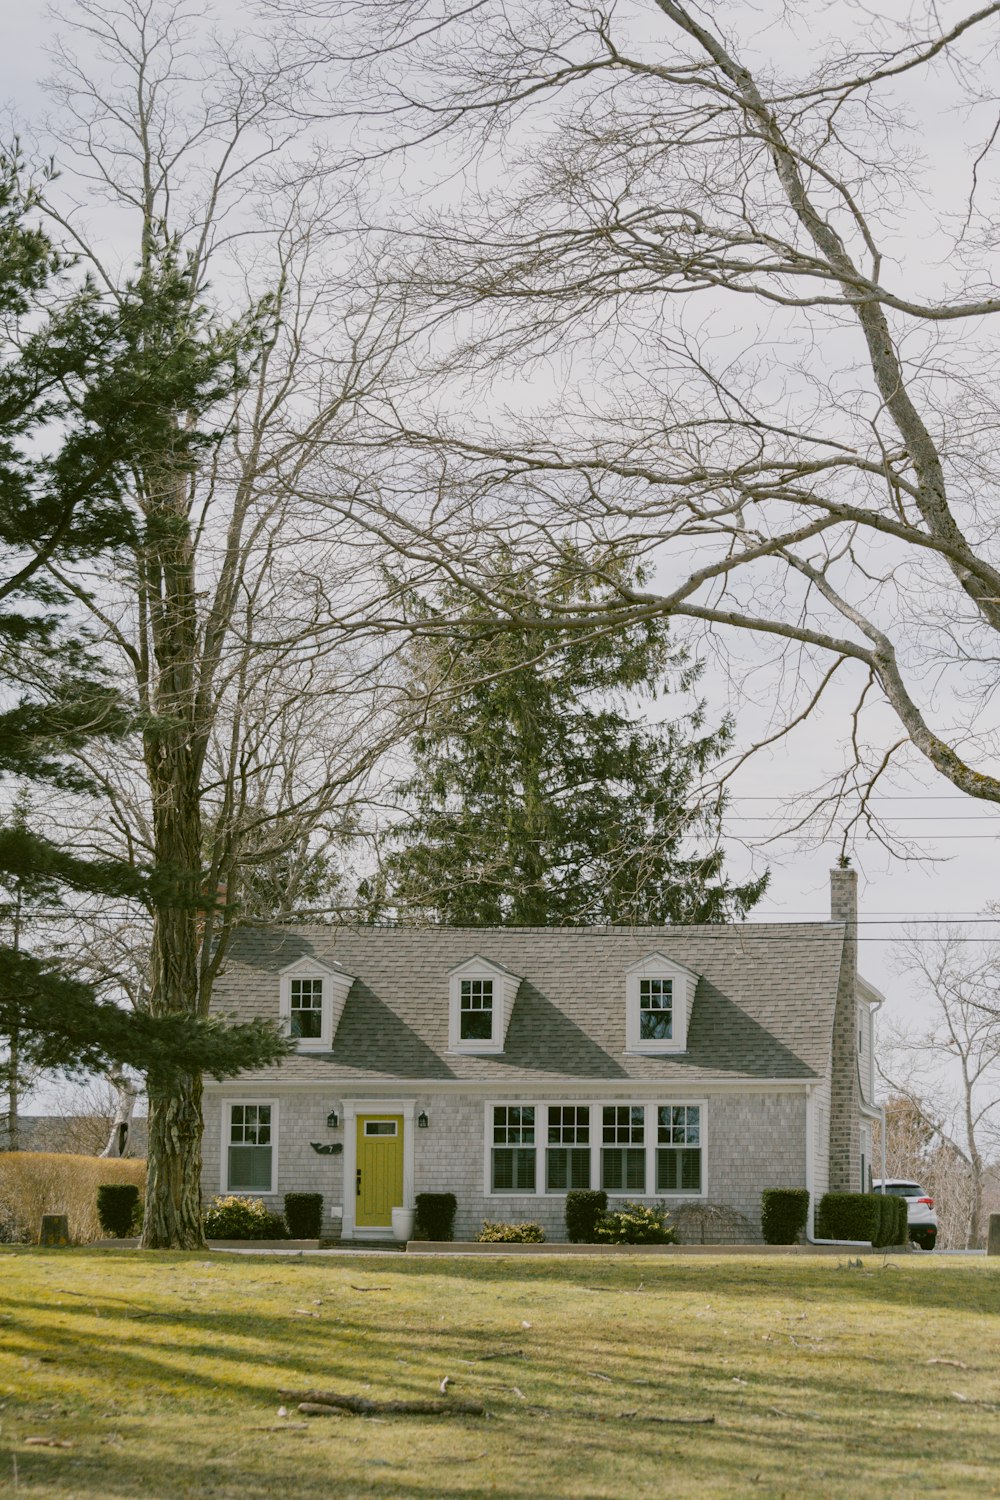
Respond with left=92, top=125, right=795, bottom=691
left=0, top=150, right=288, bottom=1118
left=377, top=566, right=768, bottom=926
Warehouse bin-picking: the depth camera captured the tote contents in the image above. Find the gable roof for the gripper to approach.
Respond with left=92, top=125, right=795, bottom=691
left=210, top=923, right=847, bottom=1088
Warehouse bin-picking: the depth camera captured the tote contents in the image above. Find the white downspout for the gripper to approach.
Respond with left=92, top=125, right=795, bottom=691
left=804, top=1082, right=815, bottom=1241
left=869, top=990, right=887, bottom=1190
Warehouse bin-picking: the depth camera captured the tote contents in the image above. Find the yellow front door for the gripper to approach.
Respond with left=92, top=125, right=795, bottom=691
left=356, top=1115, right=404, bottom=1227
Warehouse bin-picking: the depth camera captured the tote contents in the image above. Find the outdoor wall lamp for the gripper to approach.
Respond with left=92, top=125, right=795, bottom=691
left=417, top=1110, right=429, bottom=1129
left=326, top=1109, right=339, bottom=1129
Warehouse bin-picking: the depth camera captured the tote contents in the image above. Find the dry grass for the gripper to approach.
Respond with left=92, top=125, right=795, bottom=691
left=0, top=1249, right=998, bottom=1498
left=0, top=1153, right=145, bottom=1244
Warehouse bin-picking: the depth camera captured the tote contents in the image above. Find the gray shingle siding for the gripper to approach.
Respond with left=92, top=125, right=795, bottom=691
left=204, top=919, right=857, bottom=1242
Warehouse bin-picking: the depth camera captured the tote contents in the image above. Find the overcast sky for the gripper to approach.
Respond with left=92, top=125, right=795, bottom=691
left=6, top=2, right=1000, bottom=1114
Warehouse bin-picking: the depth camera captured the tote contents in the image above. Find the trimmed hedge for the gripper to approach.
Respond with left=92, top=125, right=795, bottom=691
left=876, top=1193, right=908, bottom=1247
left=414, top=1192, right=457, bottom=1241
left=565, top=1189, right=608, bottom=1244
left=476, top=1221, right=545, bottom=1243
left=816, top=1192, right=877, bottom=1242
left=97, top=1183, right=141, bottom=1238
left=760, top=1188, right=810, bottom=1245
left=816, top=1192, right=909, bottom=1246
left=202, top=1195, right=288, bottom=1240
left=284, top=1193, right=323, bottom=1238
left=595, top=1201, right=675, bottom=1245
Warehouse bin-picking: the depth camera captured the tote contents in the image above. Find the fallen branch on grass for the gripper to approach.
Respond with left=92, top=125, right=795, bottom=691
left=280, top=1389, right=486, bottom=1418
left=617, top=1411, right=715, bottom=1426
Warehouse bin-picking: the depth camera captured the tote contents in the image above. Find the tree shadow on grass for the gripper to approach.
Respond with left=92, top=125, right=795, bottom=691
left=4, top=1261, right=1000, bottom=1500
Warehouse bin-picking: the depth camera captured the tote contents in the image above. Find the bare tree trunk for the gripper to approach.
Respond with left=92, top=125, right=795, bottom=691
left=139, top=463, right=209, bottom=1249
left=100, top=1072, right=138, bottom=1158
left=968, top=1154, right=984, bottom=1251
left=4, top=1026, right=21, bottom=1151
left=143, top=1070, right=205, bottom=1248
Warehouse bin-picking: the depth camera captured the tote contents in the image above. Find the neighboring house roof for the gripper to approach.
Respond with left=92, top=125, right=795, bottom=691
left=211, top=923, right=849, bottom=1088
left=14, top=1115, right=149, bottom=1156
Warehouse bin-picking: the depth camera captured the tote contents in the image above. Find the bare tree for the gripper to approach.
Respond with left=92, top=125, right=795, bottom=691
left=285, top=0, right=1000, bottom=844
left=36, top=0, right=415, bottom=1246
left=878, top=932, right=1000, bottom=1248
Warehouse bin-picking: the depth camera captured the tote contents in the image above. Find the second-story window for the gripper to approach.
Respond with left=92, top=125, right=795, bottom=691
left=460, top=978, right=494, bottom=1041
left=290, top=977, right=324, bottom=1039
left=639, top=978, right=673, bottom=1041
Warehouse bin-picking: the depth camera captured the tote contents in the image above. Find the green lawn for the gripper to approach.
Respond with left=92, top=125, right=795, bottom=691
left=0, top=1249, right=998, bottom=1499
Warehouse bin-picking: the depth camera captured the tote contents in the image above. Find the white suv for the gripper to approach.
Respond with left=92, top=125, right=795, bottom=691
left=872, top=1179, right=938, bottom=1250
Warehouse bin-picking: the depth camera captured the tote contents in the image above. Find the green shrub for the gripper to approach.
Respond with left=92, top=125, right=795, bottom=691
left=202, top=1195, right=287, bottom=1240
left=760, top=1188, right=810, bottom=1245
left=476, top=1221, right=546, bottom=1243
left=414, top=1192, right=457, bottom=1241
left=283, top=1193, right=323, bottom=1238
left=874, top=1193, right=908, bottom=1247
left=565, top=1189, right=608, bottom=1243
left=892, top=1194, right=909, bottom=1245
left=97, top=1183, right=141, bottom=1238
left=595, top=1201, right=675, bottom=1245
left=816, top=1192, right=880, bottom=1243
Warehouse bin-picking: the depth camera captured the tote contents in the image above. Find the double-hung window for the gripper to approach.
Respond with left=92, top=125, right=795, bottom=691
left=656, top=1105, right=701, bottom=1192
left=546, top=1106, right=591, bottom=1191
left=289, top=977, right=324, bottom=1039
left=639, top=978, right=673, bottom=1041
left=460, top=979, right=494, bottom=1041
left=491, top=1105, right=535, bottom=1191
left=227, top=1103, right=274, bottom=1192
left=601, top=1105, right=646, bottom=1192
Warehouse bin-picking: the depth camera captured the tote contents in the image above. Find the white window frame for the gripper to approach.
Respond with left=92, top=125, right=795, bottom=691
left=489, top=1104, right=538, bottom=1193
left=221, top=1098, right=278, bottom=1196
left=624, top=954, right=698, bottom=1054
left=278, top=956, right=355, bottom=1052
left=653, top=1103, right=705, bottom=1196
left=482, top=1100, right=708, bottom=1200
left=448, top=956, right=522, bottom=1054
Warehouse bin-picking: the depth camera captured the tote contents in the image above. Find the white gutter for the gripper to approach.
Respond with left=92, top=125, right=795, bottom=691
left=804, top=1081, right=815, bottom=1241
left=867, top=987, right=887, bottom=1192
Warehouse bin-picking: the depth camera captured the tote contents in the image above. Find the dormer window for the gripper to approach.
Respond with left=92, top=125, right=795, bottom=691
left=639, top=978, right=673, bottom=1042
left=625, top=953, right=697, bottom=1054
left=460, top=978, right=494, bottom=1041
left=290, top=977, right=324, bottom=1040
left=279, top=956, right=355, bottom=1052
left=448, top=956, right=522, bottom=1054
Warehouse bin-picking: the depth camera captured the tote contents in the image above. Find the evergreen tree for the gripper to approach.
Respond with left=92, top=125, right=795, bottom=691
left=377, top=566, right=768, bottom=926
left=0, top=150, right=288, bottom=1111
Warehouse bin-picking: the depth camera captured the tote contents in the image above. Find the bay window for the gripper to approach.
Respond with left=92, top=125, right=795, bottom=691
left=486, top=1100, right=705, bottom=1198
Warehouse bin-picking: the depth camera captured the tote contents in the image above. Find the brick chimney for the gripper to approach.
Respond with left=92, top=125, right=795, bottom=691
left=828, top=865, right=861, bottom=1191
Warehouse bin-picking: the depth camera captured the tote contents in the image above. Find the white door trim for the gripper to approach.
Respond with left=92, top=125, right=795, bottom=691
left=341, top=1098, right=417, bottom=1241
